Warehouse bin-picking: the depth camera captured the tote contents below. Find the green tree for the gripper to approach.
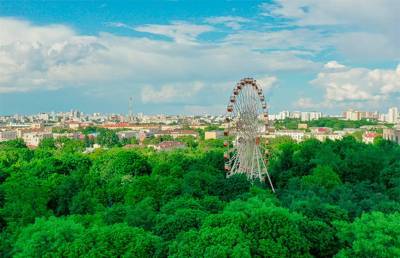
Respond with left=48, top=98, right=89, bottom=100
left=70, top=223, right=164, bottom=257
left=335, top=212, right=400, bottom=257
left=125, top=197, right=157, bottom=230
left=301, top=165, right=341, bottom=190
left=13, top=216, right=84, bottom=258
left=155, top=208, right=207, bottom=240
left=169, top=225, right=251, bottom=258
left=96, top=129, right=120, bottom=147
left=1, top=172, right=50, bottom=227
left=38, top=137, right=56, bottom=150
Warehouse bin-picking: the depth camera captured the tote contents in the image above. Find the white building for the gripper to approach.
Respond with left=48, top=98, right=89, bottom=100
left=117, top=130, right=139, bottom=140
left=291, top=111, right=301, bottom=119
left=22, top=132, right=53, bottom=147
left=300, top=112, right=309, bottom=122
left=277, top=111, right=290, bottom=120
left=313, top=133, right=343, bottom=142
left=362, top=132, right=380, bottom=144
left=300, top=111, right=323, bottom=121
left=152, top=141, right=186, bottom=151
left=274, top=130, right=306, bottom=142
left=205, top=130, right=224, bottom=140
left=344, top=110, right=361, bottom=121
left=38, top=113, right=50, bottom=121
left=379, top=113, right=387, bottom=122
left=268, top=114, right=277, bottom=121
left=387, top=107, right=398, bottom=124
left=383, top=128, right=400, bottom=144
left=310, top=112, right=323, bottom=120
left=0, top=131, right=17, bottom=142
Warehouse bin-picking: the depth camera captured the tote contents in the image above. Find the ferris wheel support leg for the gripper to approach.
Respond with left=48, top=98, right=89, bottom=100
left=250, top=144, right=256, bottom=181
left=258, top=147, right=275, bottom=193
left=255, top=146, right=263, bottom=183
left=230, top=150, right=240, bottom=176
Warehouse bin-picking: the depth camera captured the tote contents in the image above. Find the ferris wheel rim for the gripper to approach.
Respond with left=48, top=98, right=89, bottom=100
left=226, top=77, right=269, bottom=135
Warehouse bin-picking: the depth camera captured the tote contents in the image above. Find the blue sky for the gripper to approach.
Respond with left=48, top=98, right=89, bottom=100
left=0, top=0, right=399, bottom=115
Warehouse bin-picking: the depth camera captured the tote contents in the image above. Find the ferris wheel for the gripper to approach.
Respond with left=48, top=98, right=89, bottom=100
left=223, top=77, right=275, bottom=192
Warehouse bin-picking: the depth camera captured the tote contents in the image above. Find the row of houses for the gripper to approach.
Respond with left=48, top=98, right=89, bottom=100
left=201, top=127, right=383, bottom=144
left=4, top=122, right=399, bottom=150
left=117, top=129, right=200, bottom=142
left=0, top=128, right=97, bottom=148
left=0, top=129, right=54, bottom=147
left=272, top=129, right=380, bottom=144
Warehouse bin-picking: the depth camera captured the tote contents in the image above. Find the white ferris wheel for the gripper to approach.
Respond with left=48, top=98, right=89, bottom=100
left=223, top=78, right=275, bottom=192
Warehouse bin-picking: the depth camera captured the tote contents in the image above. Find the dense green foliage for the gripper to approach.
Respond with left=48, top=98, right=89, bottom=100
left=1, top=135, right=399, bottom=257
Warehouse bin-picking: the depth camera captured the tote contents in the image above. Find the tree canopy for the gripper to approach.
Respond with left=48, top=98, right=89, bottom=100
left=1, top=135, right=399, bottom=257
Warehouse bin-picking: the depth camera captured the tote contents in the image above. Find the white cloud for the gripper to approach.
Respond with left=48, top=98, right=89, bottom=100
left=311, top=62, right=400, bottom=104
left=224, top=29, right=326, bottom=54
left=324, top=61, right=346, bottom=69
left=259, top=1, right=400, bottom=60
left=134, top=21, right=214, bottom=44
left=260, top=0, right=400, bottom=29
left=330, top=32, right=399, bottom=61
left=105, top=22, right=135, bottom=30
left=0, top=18, right=312, bottom=96
left=204, top=16, right=250, bottom=29
left=141, top=82, right=204, bottom=103
left=324, top=83, right=380, bottom=102
left=294, top=97, right=318, bottom=109
left=0, top=18, right=74, bottom=45
left=257, top=75, right=278, bottom=91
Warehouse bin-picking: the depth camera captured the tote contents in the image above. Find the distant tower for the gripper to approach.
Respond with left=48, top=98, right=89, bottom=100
left=128, top=96, right=133, bottom=122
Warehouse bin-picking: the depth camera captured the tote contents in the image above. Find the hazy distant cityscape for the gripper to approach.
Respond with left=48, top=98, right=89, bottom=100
left=1, top=106, right=399, bottom=150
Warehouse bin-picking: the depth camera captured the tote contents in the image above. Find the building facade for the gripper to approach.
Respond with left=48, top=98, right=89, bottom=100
left=0, top=131, right=17, bottom=142
left=387, top=107, right=398, bottom=124
left=205, top=130, right=224, bottom=140
left=22, top=132, right=53, bottom=147
left=274, top=130, right=306, bottom=142
left=383, top=128, right=400, bottom=144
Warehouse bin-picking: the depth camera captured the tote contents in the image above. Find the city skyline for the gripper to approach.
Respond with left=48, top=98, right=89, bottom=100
left=1, top=106, right=399, bottom=122
left=0, top=1, right=399, bottom=115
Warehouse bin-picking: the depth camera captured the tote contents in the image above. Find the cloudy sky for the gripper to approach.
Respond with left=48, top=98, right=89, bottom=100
left=0, top=0, right=399, bottom=115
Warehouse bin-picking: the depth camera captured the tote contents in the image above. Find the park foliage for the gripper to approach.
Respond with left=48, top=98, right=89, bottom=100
left=1, top=132, right=400, bottom=257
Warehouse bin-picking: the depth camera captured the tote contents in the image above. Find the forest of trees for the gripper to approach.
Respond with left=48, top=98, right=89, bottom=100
left=1, top=135, right=400, bottom=257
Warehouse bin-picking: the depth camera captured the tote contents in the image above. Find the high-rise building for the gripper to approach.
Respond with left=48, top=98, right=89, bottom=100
left=387, top=107, right=398, bottom=124
left=309, top=111, right=322, bottom=120
left=38, top=113, right=49, bottom=121
left=344, top=109, right=362, bottom=121
left=291, top=111, right=301, bottom=119
left=362, top=111, right=379, bottom=120
left=300, top=112, right=310, bottom=121
left=277, top=111, right=290, bottom=120
left=379, top=113, right=387, bottom=122
left=300, top=111, right=322, bottom=121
